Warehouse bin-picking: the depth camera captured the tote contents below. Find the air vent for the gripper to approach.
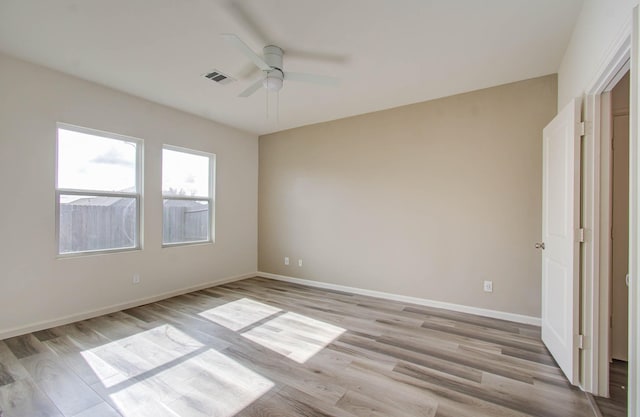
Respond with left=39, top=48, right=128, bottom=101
left=203, top=69, right=235, bottom=85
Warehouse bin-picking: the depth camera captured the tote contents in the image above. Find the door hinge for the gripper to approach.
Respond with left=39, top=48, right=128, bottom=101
left=579, top=121, right=586, bottom=136
left=578, top=228, right=585, bottom=243
left=578, top=334, right=585, bottom=350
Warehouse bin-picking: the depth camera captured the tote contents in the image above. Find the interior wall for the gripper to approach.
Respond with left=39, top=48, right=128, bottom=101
left=259, top=75, right=557, bottom=318
left=557, top=0, right=638, bottom=108
left=0, top=53, right=258, bottom=337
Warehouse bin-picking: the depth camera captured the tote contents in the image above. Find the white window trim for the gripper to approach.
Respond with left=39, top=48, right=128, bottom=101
left=55, top=122, right=143, bottom=257
left=161, top=144, right=216, bottom=247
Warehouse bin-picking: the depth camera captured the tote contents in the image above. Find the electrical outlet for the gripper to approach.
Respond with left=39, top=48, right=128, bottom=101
left=483, top=280, right=493, bottom=293
left=133, top=273, right=141, bottom=285
left=298, top=259, right=303, bottom=267
left=284, top=257, right=289, bottom=266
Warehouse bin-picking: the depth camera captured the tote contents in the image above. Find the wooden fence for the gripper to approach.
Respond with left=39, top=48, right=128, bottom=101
left=59, top=203, right=208, bottom=252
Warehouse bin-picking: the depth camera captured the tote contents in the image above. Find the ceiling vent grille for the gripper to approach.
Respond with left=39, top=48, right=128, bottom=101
left=203, top=69, right=235, bottom=85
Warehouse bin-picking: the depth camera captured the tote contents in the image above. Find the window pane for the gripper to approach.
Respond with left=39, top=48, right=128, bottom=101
left=59, top=194, right=137, bottom=253
left=58, top=128, right=137, bottom=192
left=162, top=148, right=209, bottom=197
left=163, top=199, right=209, bottom=244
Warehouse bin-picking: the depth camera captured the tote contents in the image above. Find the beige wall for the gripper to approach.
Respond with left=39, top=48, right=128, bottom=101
left=0, top=53, right=258, bottom=337
left=259, top=75, right=557, bottom=318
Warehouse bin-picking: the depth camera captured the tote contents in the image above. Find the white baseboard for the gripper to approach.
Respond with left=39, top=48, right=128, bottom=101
left=0, top=272, right=257, bottom=340
left=2, top=271, right=541, bottom=340
left=257, top=272, right=541, bottom=326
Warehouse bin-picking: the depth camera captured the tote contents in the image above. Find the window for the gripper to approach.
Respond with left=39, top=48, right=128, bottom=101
left=56, top=124, right=142, bottom=255
left=162, top=146, right=215, bottom=245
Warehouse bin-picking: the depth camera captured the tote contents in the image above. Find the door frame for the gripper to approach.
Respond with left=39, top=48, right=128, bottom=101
left=582, top=11, right=638, bottom=413
left=583, top=27, right=630, bottom=393
left=629, top=9, right=640, bottom=416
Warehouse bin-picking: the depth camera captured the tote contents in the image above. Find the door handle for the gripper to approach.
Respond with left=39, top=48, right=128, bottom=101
left=626, top=274, right=630, bottom=287
left=535, top=242, right=545, bottom=250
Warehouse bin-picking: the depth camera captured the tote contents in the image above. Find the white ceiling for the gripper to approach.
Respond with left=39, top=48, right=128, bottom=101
left=0, top=0, right=583, bottom=135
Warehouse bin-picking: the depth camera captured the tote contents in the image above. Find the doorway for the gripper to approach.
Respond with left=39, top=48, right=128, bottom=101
left=593, top=71, right=630, bottom=417
left=609, top=72, right=630, bottom=368
left=579, top=8, right=639, bottom=416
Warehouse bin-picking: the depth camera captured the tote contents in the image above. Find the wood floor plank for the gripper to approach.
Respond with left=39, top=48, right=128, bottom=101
left=420, top=320, right=548, bottom=353
left=265, top=385, right=357, bottom=417
left=19, top=352, right=103, bottom=416
left=0, top=343, right=30, bottom=388
left=69, top=401, right=121, bottom=417
left=331, top=360, right=440, bottom=416
left=393, top=356, right=592, bottom=417
left=3, top=335, right=49, bottom=360
left=88, top=372, right=180, bottom=416
left=403, top=306, right=528, bottom=335
left=349, top=333, right=534, bottom=384
left=0, top=277, right=598, bottom=417
left=594, top=360, right=628, bottom=417
left=387, top=364, right=538, bottom=417
left=337, top=388, right=437, bottom=417
left=456, top=344, right=565, bottom=382
left=151, top=348, right=276, bottom=417
left=481, top=373, right=594, bottom=416
left=0, top=378, right=64, bottom=417
left=224, top=344, right=348, bottom=405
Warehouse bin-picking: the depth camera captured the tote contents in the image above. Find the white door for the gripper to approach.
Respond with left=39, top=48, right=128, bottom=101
left=540, top=98, right=581, bottom=385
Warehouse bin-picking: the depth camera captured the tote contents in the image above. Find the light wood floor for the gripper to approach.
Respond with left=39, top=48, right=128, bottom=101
left=0, top=277, right=595, bottom=417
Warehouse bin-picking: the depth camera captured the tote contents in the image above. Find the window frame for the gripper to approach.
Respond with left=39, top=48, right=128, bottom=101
left=55, top=122, right=143, bottom=257
left=161, top=144, right=216, bottom=247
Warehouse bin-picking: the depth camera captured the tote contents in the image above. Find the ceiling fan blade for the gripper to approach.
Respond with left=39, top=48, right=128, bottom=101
left=238, top=78, right=264, bottom=98
left=284, top=72, right=339, bottom=87
left=284, top=49, right=349, bottom=65
left=221, top=33, right=271, bottom=71
left=222, top=1, right=271, bottom=46
left=234, top=64, right=261, bottom=81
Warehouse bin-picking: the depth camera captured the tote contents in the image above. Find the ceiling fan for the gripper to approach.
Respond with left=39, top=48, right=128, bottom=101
left=221, top=33, right=339, bottom=98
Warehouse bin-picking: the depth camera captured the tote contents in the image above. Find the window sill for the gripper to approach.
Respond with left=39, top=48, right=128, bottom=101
left=57, top=246, right=141, bottom=259
left=162, top=240, right=214, bottom=249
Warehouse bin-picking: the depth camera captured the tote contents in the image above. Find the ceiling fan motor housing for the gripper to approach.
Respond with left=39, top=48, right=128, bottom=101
left=263, top=45, right=283, bottom=69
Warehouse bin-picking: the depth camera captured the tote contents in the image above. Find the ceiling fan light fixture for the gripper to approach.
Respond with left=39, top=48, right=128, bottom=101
left=221, top=34, right=338, bottom=98
left=263, top=69, right=284, bottom=92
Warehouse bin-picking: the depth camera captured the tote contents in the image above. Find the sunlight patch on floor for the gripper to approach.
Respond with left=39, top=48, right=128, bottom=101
left=81, top=324, right=204, bottom=387
left=81, top=324, right=274, bottom=416
left=198, top=298, right=281, bottom=331
left=161, top=349, right=274, bottom=417
left=105, top=349, right=274, bottom=417
left=242, top=311, right=345, bottom=363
